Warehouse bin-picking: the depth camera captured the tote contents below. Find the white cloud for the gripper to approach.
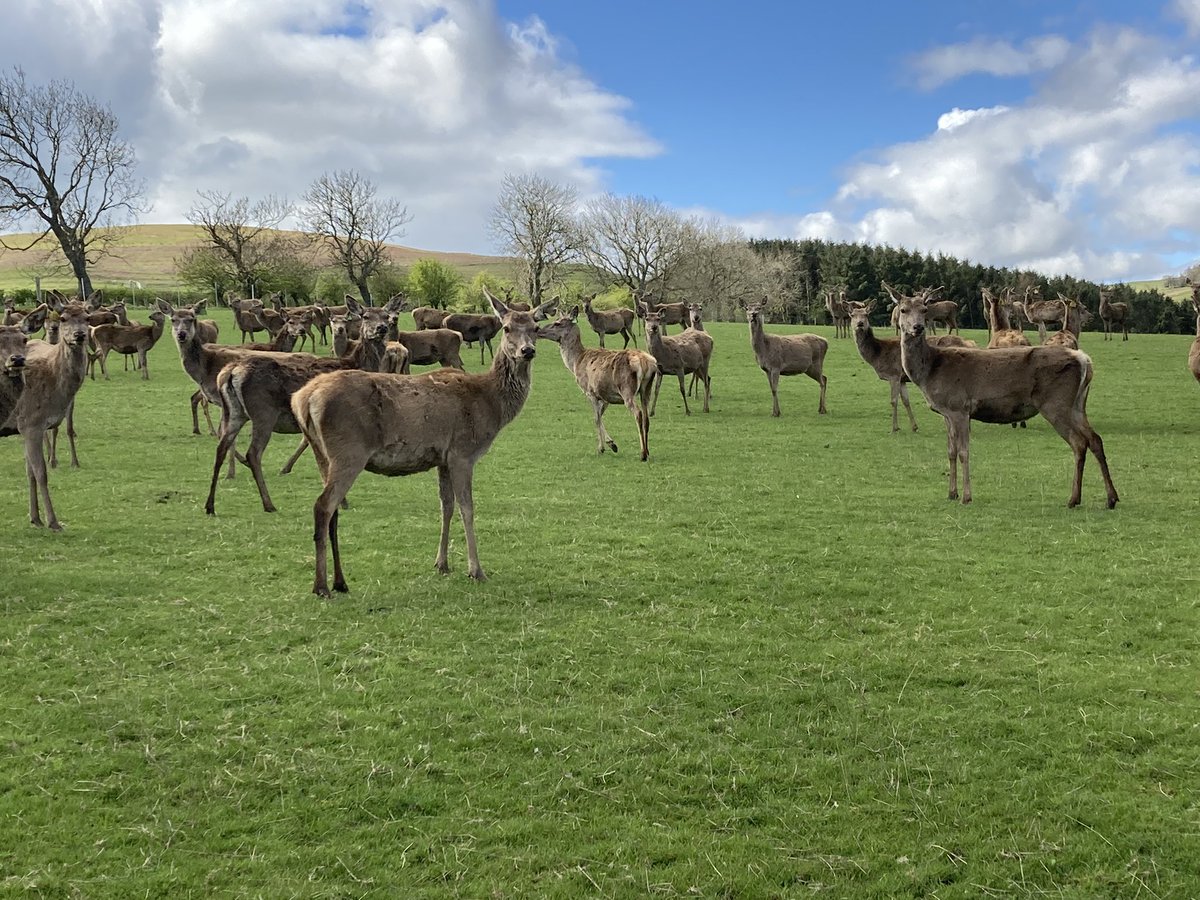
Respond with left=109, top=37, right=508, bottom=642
left=1172, top=0, right=1200, bottom=36
left=0, top=0, right=659, bottom=253
left=911, top=35, right=1071, bottom=90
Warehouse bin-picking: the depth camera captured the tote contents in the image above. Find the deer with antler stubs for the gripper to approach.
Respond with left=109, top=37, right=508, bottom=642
left=744, top=300, right=827, bottom=417
left=894, top=288, right=1118, bottom=508
left=538, top=306, right=657, bottom=460
left=291, top=290, right=555, bottom=596
left=1099, top=285, right=1129, bottom=341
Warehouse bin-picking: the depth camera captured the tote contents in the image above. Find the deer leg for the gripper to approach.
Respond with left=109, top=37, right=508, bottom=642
left=206, top=406, right=246, bottom=515
left=597, top=331, right=605, bottom=349
left=768, top=370, right=781, bottom=417
left=898, top=382, right=918, bottom=432
left=24, top=432, right=47, bottom=528
left=64, top=402, right=79, bottom=468
left=450, top=464, right=485, bottom=581
left=817, top=373, right=828, bottom=415
left=676, top=373, right=691, bottom=416
left=889, top=380, right=901, bottom=433
left=435, top=465, right=455, bottom=574
left=98, top=348, right=111, bottom=380
left=943, top=416, right=960, bottom=501
left=700, top=367, right=711, bottom=413
left=244, top=416, right=279, bottom=513
left=139, top=349, right=149, bottom=380
left=280, top=436, right=309, bottom=475
left=591, top=398, right=616, bottom=453
left=45, top=430, right=57, bottom=469
left=650, top=370, right=663, bottom=417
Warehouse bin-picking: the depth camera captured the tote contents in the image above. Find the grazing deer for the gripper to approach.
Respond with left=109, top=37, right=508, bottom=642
left=982, top=287, right=1031, bottom=349
left=388, top=328, right=465, bottom=369
left=411, top=306, right=446, bottom=330
left=824, top=288, right=850, bottom=338
left=1189, top=282, right=1200, bottom=385
left=206, top=298, right=398, bottom=514
left=87, top=309, right=167, bottom=380
left=1099, top=286, right=1129, bottom=341
left=0, top=295, right=93, bottom=529
left=538, top=307, right=656, bottom=460
left=744, top=300, right=827, bottom=417
left=642, top=306, right=713, bottom=415
left=895, top=291, right=1118, bottom=508
left=847, top=300, right=918, bottom=433
left=0, top=325, right=29, bottom=428
left=582, top=294, right=637, bottom=348
left=291, top=291, right=555, bottom=596
left=441, top=311, right=502, bottom=365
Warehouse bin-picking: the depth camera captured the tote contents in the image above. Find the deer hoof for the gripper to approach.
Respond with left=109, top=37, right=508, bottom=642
left=469, top=569, right=488, bottom=582
left=608, top=441, right=618, bottom=453
left=314, top=584, right=332, bottom=599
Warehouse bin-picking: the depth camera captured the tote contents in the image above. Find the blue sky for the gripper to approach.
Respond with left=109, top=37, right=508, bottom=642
left=2, top=0, right=1198, bottom=281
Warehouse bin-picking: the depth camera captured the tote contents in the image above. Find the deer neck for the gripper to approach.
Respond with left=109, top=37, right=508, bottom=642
left=899, top=329, right=934, bottom=385
left=749, top=317, right=768, bottom=354
left=346, top=333, right=386, bottom=371
left=853, top=324, right=884, bottom=365
left=557, top=326, right=587, bottom=374
left=481, top=349, right=534, bottom=426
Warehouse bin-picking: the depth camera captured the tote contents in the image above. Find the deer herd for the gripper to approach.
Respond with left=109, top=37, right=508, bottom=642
left=2, top=278, right=1198, bottom=596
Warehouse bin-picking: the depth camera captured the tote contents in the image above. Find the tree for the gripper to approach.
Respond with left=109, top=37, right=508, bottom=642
left=0, top=68, right=146, bottom=296
left=300, top=170, right=410, bottom=306
left=186, top=190, right=296, bottom=296
left=407, top=259, right=462, bottom=310
left=487, top=173, right=578, bottom=304
left=671, top=221, right=776, bottom=321
left=577, top=193, right=687, bottom=302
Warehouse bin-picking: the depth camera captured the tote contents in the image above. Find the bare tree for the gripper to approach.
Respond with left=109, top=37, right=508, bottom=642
left=0, top=68, right=146, bottom=296
left=672, top=221, right=776, bottom=321
left=300, top=170, right=410, bottom=306
left=185, top=191, right=297, bottom=298
left=487, top=173, right=578, bottom=304
left=577, top=193, right=687, bottom=300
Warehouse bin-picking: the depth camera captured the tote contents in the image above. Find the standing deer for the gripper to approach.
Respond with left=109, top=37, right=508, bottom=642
left=538, top=307, right=657, bottom=460
left=981, top=287, right=1031, bottom=349
left=441, top=311, right=502, bottom=365
left=206, top=298, right=397, bottom=514
left=1188, top=282, right=1200, bottom=385
left=744, top=300, right=827, bottom=417
left=895, top=290, right=1118, bottom=508
left=582, top=294, right=637, bottom=348
left=291, top=291, right=554, bottom=596
left=642, top=306, right=713, bottom=416
left=387, top=328, right=465, bottom=369
left=0, top=295, right=93, bottom=530
left=1020, top=287, right=1068, bottom=342
left=1099, top=286, right=1129, bottom=341
left=824, top=288, right=850, bottom=338
left=847, top=300, right=918, bottom=433
left=0, top=326, right=28, bottom=428
left=230, top=298, right=270, bottom=343
left=87, top=310, right=167, bottom=380
left=411, top=306, right=447, bottom=330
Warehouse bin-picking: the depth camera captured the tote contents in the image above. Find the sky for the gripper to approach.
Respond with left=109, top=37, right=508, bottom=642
left=3, top=0, right=1199, bottom=282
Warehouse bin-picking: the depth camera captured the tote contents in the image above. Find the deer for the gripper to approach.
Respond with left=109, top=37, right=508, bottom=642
left=641, top=305, right=713, bottom=416
left=411, top=306, right=447, bottom=330
left=981, top=287, right=1031, bottom=349
left=19, top=303, right=79, bottom=467
left=582, top=294, right=637, bottom=348
left=684, top=302, right=713, bottom=398
left=243, top=315, right=307, bottom=353
left=1188, top=281, right=1200, bottom=385
left=1044, top=295, right=1088, bottom=350
left=0, top=294, right=93, bottom=530
left=538, top=306, right=656, bottom=460
left=441, top=311, right=502, bottom=365
left=330, top=313, right=360, bottom=357
left=206, top=298, right=400, bottom=514
left=641, top=295, right=688, bottom=334
left=1019, top=287, right=1069, bottom=342
left=230, top=297, right=270, bottom=343
left=291, top=291, right=556, bottom=596
left=387, top=328, right=465, bottom=369
left=87, top=309, right=167, bottom=380
left=188, top=317, right=221, bottom=436
left=823, top=288, right=850, bottom=338
left=744, top=300, right=827, bottom=417
left=0, top=325, right=28, bottom=429
left=894, top=290, right=1118, bottom=508
left=1099, top=285, right=1129, bottom=341
left=846, top=300, right=918, bottom=433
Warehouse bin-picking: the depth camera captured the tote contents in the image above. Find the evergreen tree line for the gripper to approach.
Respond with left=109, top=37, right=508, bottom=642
left=749, top=238, right=1193, bottom=334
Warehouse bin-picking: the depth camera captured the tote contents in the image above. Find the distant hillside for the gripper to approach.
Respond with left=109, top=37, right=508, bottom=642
left=0, top=224, right=515, bottom=293
left=1127, top=277, right=1192, bottom=302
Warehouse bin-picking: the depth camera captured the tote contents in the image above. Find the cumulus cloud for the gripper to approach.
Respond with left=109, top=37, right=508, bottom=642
left=787, top=23, right=1200, bottom=280
left=911, top=35, right=1071, bottom=91
left=1172, top=0, right=1200, bottom=35
left=0, top=0, right=659, bottom=253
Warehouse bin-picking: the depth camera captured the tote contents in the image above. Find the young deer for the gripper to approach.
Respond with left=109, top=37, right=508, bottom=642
left=538, top=306, right=656, bottom=460
left=291, top=291, right=555, bottom=596
left=744, top=300, right=827, bottom=417
left=87, top=309, right=167, bottom=380
left=582, top=294, right=637, bottom=349
left=895, top=291, right=1118, bottom=508
left=642, top=306, right=712, bottom=415
left=847, top=300, right=918, bottom=432
left=206, top=298, right=397, bottom=514
left=1099, top=286, right=1129, bottom=341
left=0, top=295, right=93, bottom=530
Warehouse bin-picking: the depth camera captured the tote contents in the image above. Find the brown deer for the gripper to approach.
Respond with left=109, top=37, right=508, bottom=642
left=582, top=294, right=637, bottom=348
left=1189, top=282, right=1200, bottom=385
left=87, top=309, right=167, bottom=380
left=0, top=325, right=28, bottom=428
left=744, top=300, right=827, bottom=417
left=0, top=295, right=93, bottom=529
left=824, top=288, right=850, bottom=338
left=411, top=306, right=447, bottom=330
left=330, top=312, right=360, bottom=356
left=20, top=304, right=79, bottom=467
left=291, top=291, right=555, bottom=596
left=243, top=315, right=307, bottom=353
left=206, top=298, right=398, bottom=514
left=981, top=287, right=1031, bottom=349
left=1099, top=285, right=1129, bottom=341
left=1044, top=295, right=1087, bottom=350
left=1019, top=287, right=1068, bottom=341
left=388, top=328, right=465, bottom=369
left=642, top=306, right=712, bottom=415
left=441, top=311, right=502, bottom=365
left=846, top=300, right=918, bottom=432
left=538, top=307, right=656, bottom=460
left=894, top=291, right=1118, bottom=508
left=230, top=297, right=270, bottom=343
left=188, top=317, right=221, bottom=436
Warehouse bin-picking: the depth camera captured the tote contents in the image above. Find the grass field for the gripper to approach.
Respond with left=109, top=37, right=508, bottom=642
left=2, top=311, right=1199, bottom=897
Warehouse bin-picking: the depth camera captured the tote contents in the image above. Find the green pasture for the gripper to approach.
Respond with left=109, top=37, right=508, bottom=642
left=2, top=310, right=1198, bottom=897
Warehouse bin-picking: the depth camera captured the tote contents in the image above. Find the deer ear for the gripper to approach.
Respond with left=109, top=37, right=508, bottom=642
left=194, top=300, right=207, bottom=315
left=531, top=298, right=556, bottom=321
left=485, top=287, right=509, bottom=318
